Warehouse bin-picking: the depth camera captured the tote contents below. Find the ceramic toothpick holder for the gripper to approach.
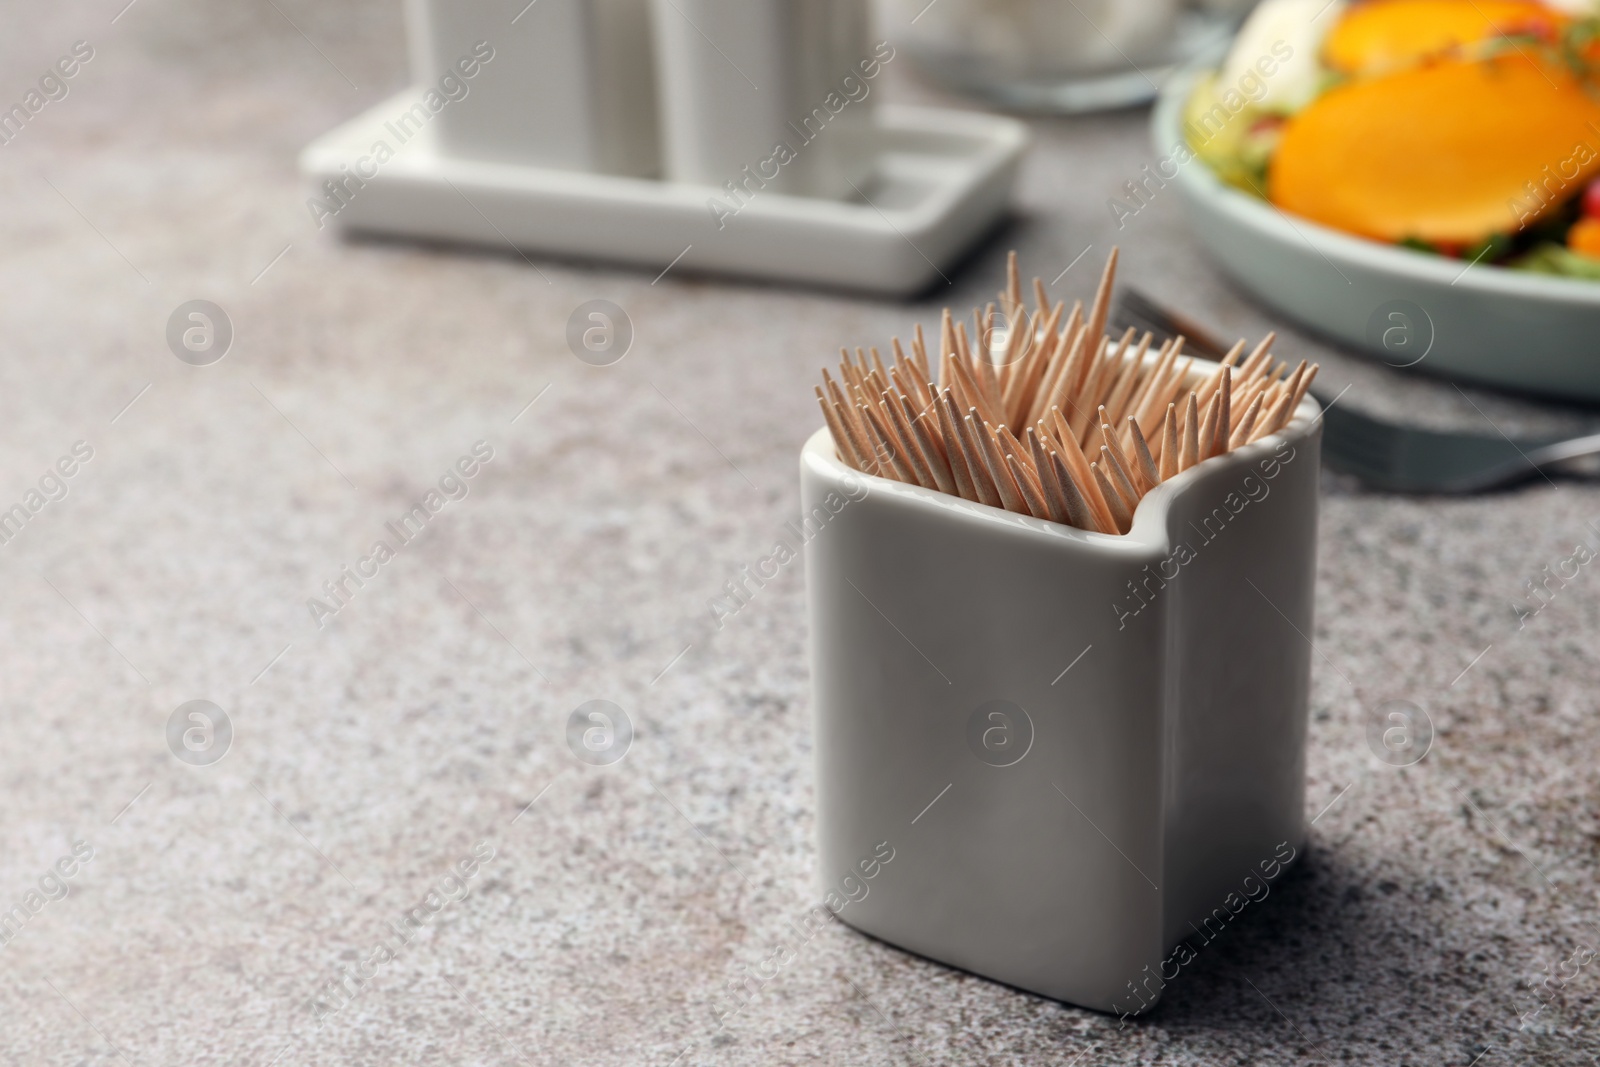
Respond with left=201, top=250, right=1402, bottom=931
left=801, top=379, right=1321, bottom=1013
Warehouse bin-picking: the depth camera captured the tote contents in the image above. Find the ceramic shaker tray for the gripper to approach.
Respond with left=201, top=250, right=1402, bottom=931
left=301, top=97, right=1027, bottom=297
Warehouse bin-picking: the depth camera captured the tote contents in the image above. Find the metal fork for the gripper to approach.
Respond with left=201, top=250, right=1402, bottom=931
left=1313, top=408, right=1600, bottom=492
left=1112, top=288, right=1233, bottom=362
left=1111, top=287, right=1600, bottom=493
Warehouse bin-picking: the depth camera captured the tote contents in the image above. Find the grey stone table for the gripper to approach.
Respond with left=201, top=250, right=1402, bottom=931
left=1, top=2, right=1596, bottom=1064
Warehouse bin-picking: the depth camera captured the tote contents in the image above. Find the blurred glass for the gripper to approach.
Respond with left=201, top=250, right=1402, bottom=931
left=884, top=0, right=1254, bottom=112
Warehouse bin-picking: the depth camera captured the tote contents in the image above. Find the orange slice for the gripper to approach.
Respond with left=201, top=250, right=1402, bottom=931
left=1571, top=217, right=1600, bottom=258
left=1323, top=0, right=1564, bottom=74
left=1270, top=53, right=1600, bottom=245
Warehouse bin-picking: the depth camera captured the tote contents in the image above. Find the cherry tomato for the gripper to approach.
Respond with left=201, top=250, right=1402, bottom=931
left=1570, top=217, right=1600, bottom=258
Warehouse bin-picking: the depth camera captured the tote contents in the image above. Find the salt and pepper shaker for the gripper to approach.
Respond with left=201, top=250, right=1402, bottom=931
left=649, top=0, right=874, bottom=199
left=404, top=0, right=659, bottom=175
left=307, top=0, right=1026, bottom=293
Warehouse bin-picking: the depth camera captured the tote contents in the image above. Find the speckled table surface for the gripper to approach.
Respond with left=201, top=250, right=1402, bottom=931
left=1, top=3, right=1597, bottom=1065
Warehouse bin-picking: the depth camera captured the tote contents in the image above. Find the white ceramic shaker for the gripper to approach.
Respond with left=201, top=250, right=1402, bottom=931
left=404, top=0, right=660, bottom=175
left=650, top=0, right=875, bottom=198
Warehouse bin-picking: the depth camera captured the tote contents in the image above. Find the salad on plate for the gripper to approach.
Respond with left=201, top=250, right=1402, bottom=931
left=1187, top=0, right=1600, bottom=280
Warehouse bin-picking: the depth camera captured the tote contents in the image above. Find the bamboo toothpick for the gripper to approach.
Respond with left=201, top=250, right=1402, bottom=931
left=1093, top=463, right=1133, bottom=534
left=1159, top=403, right=1180, bottom=482
left=1007, top=454, right=1050, bottom=520
left=1208, top=367, right=1231, bottom=460
left=1128, top=416, right=1161, bottom=492
left=1180, top=393, right=1201, bottom=472
left=1051, top=451, right=1103, bottom=533
left=813, top=248, right=1316, bottom=534
left=1230, top=391, right=1266, bottom=449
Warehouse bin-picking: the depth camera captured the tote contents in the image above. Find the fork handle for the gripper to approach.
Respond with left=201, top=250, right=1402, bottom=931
left=1526, top=433, right=1600, bottom=468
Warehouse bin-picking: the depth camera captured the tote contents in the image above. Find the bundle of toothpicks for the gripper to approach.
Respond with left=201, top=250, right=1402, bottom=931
left=814, top=249, right=1318, bottom=535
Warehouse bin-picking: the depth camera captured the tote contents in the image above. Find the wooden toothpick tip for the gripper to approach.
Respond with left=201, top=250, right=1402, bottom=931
left=1127, top=416, right=1160, bottom=491
left=1159, top=403, right=1179, bottom=482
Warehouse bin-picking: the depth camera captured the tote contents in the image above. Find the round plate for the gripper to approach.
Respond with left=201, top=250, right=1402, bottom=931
left=1152, top=62, right=1600, bottom=400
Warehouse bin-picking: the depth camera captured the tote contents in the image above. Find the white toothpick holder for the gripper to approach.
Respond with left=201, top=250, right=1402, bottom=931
left=300, top=0, right=1027, bottom=295
left=801, top=379, right=1321, bottom=1012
